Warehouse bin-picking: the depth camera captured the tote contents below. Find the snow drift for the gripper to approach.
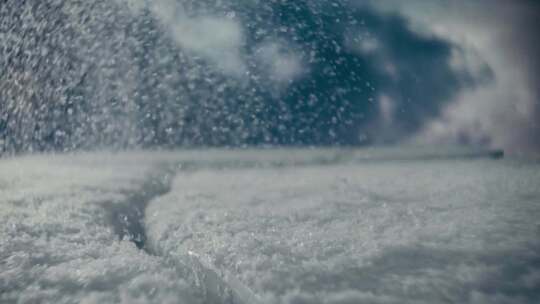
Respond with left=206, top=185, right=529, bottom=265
left=1, top=149, right=539, bottom=303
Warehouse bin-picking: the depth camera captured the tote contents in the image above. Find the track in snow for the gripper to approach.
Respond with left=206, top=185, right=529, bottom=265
left=2, top=148, right=539, bottom=304
left=101, top=162, right=256, bottom=304
left=104, top=167, right=175, bottom=250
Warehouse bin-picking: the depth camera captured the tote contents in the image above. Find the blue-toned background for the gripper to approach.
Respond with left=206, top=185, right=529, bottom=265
left=1, top=0, right=538, bottom=154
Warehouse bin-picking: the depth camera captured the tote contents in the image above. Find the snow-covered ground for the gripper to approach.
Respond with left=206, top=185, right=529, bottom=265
left=1, top=149, right=539, bottom=303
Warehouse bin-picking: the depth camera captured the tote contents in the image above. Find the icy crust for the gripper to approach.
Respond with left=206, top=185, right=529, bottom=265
left=0, top=153, right=198, bottom=304
left=145, top=159, right=540, bottom=304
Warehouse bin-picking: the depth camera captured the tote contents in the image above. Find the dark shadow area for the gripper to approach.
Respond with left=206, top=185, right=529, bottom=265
left=103, top=167, right=174, bottom=249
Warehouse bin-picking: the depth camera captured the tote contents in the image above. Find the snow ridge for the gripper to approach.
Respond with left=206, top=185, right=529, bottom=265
left=97, top=159, right=260, bottom=304
left=140, top=166, right=261, bottom=304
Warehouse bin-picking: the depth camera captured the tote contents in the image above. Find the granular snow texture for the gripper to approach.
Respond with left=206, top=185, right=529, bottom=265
left=2, top=149, right=539, bottom=303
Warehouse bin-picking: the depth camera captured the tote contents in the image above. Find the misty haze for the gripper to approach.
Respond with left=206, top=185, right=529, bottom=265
left=1, top=1, right=539, bottom=303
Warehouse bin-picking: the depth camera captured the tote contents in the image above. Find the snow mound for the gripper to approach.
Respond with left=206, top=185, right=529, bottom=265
left=0, top=153, right=198, bottom=303
left=145, top=154, right=540, bottom=303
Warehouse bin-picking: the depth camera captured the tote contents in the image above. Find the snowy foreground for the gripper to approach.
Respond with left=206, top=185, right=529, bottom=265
left=1, top=149, right=539, bottom=303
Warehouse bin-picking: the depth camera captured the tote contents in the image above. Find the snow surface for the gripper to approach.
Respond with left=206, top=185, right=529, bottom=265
left=1, top=149, right=540, bottom=303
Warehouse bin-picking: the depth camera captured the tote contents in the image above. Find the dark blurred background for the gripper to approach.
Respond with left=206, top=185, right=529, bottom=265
left=0, top=0, right=538, bottom=155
